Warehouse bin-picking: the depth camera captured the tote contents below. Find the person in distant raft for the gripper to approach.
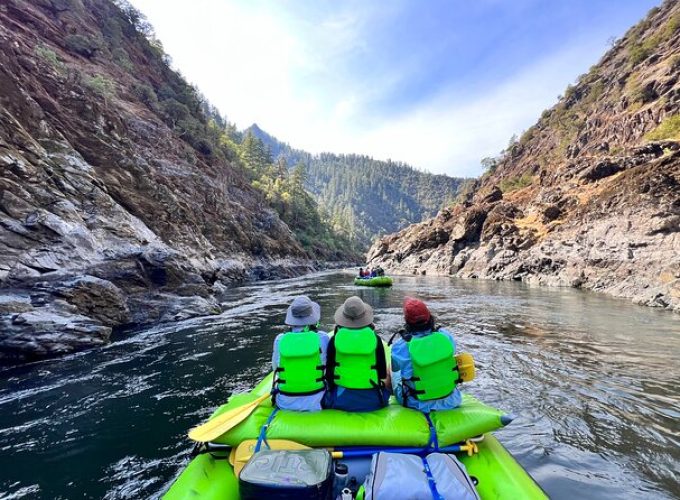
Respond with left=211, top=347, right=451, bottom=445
left=324, top=296, right=391, bottom=412
left=271, top=296, right=329, bottom=411
left=390, top=297, right=462, bottom=411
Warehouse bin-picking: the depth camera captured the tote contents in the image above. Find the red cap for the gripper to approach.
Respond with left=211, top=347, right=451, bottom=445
left=403, top=297, right=431, bottom=325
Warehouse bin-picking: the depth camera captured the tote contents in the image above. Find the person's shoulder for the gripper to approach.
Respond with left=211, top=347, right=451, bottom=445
left=391, top=337, right=409, bottom=355
left=392, top=334, right=407, bottom=345
left=436, top=328, right=456, bottom=343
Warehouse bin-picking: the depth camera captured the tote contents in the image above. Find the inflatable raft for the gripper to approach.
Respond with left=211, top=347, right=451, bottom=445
left=164, top=374, right=546, bottom=499
left=354, top=276, right=393, bottom=287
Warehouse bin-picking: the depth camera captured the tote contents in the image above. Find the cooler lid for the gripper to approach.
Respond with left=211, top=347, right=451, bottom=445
left=240, top=449, right=332, bottom=487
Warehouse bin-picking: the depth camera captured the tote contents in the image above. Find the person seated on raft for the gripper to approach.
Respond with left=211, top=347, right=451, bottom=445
left=358, top=267, right=366, bottom=278
left=324, top=296, right=391, bottom=412
left=390, top=297, right=462, bottom=412
left=271, top=296, right=329, bottom=411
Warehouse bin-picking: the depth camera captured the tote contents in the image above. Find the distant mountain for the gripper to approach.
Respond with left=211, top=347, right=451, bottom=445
left=245, top=124, right=469, bottom=246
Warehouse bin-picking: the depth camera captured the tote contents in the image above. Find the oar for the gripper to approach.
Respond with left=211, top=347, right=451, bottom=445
left=188, top=393, right=270, bottom=443
left=455, top=352, right=475, bottom=382
left=229, top=439, right=477, bottom=476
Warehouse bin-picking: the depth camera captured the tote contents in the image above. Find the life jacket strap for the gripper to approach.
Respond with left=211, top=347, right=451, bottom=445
left=278, top=386, right=325, bottom=397
left=453, top=366, right=461, bottom=384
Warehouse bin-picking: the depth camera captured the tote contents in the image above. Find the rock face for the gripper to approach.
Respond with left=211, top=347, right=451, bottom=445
left=0, top=1, right=343, bottom=363
left=368, top=2, right=680, bottom=313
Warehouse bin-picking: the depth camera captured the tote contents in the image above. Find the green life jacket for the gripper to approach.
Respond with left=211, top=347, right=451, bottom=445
left=275, top=330, right=325, bottom=395
left=406, top=331, right=459, bottom=401
left=332, top=327, right=380, bottom=390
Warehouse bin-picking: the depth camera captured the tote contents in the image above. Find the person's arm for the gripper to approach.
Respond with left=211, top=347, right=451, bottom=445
left=439, top=327, right=457, bottom=353
left=272, top=333, right=282, bottom=372
left=375, top=336, right=393, bottom=391
left=375, top=336, right=387, bottom=380
left=318, top=332, right=330, bottom=365
left=390, top=344, right=401, bottom=373
left=325, top=336, right=337, bottom=386
left=390, top=341, right=409, bottom=400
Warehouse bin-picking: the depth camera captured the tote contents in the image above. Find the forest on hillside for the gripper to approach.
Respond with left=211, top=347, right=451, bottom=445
left=245, top=125, right=469, bottom=246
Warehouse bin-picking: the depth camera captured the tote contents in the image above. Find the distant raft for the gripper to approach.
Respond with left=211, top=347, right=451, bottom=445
left=354, top=276, right=393, bottom=287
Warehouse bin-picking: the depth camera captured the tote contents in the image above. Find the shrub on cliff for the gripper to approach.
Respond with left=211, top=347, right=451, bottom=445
left=64, top=34, right=100, bottom=58
left=645, top=115, right=680, bottom=141
left=629, top=41, right=654, bottom=67
left=133, top=83, right=158, bottom=110
left=85, top=74, right=115, bottom=97
left=480, top=156, right=498, bottom=173
left=628, top=79, right=657, bottom=106
left=160, top=98, right=190, bottom=126
left=499, top=173, right=534, bottom=193
left=628, top=10, right=680, bottom=67
left=35, top=44, right=62, bottom=69
left=112, top=47, right=133, bottom=71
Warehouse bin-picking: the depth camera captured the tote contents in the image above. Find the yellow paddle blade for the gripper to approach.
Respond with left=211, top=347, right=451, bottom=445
left=188, top=393, right=270, bottom=443
left=456, top=352, right=475, bottom=382
left=231, top=439, right=317, bottom=477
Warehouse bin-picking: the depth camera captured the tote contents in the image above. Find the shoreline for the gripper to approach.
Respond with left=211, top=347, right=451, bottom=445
left=367, top=265, right=680, bottom=315
left=0, top=257, right=359, bottom=366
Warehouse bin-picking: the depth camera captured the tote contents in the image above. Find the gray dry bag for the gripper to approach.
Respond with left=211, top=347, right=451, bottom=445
left=362, top=452, right=480, bottom=500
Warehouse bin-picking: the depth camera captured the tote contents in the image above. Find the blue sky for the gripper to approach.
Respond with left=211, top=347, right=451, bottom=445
left=131, top=0, right=660, bottom=176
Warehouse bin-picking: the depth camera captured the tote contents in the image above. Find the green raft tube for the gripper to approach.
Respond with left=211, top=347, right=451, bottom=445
left=164, top=375, right=546, bottom=499
left=354, top=276, right=393, bottom=287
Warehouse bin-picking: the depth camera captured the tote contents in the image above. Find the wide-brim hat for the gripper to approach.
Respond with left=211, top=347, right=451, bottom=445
left=334, top=296, right=374, bottom=328
left=285, top=295, right=321, bottom=326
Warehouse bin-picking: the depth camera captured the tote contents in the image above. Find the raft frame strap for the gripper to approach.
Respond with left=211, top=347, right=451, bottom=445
left=424, top=412, right=439, bottom=451
left=421, top=456, right=444, bottom=500
left=255, top=408, right=279, bottom=453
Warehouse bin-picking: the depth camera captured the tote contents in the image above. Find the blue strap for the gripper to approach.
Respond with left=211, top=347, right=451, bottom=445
left=421, top=456, right=444, bottom=500
left=424, top=413, right=439, bottom=451
left=255, top=408, right=279, bottom=452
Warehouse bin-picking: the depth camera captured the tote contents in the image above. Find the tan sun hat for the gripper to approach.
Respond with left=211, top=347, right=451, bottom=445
left=334, top=296, right=374, bottom=328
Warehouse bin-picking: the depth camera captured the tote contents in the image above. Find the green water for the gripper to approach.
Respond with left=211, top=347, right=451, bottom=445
left=0, top=271, right=678, bottom=499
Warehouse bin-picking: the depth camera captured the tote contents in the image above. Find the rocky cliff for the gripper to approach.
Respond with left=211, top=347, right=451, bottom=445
left=0, top=0, right=349, bottom=363
left=368, top=1, right=680, bottom=313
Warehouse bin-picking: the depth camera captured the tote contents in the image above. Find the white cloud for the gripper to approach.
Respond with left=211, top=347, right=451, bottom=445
left=131, top=0, right=612, bottom=177
left=285, top=37, right=608, bottom=177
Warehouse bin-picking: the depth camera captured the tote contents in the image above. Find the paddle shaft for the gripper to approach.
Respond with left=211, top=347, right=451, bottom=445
left=188, top=393, right=270, bottom=442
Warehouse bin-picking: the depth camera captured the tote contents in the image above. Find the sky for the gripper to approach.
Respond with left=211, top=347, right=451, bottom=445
left=130, top=0, right=660, bottom=177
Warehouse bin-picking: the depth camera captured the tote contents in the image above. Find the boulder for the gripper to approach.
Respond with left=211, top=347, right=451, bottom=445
left=0, top=309, right=111, bottom=363
left=51, top=275, right=130, bottom=326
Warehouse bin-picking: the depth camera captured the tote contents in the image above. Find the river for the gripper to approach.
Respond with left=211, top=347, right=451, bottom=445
left=0, top=271, right=678, bottom=499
